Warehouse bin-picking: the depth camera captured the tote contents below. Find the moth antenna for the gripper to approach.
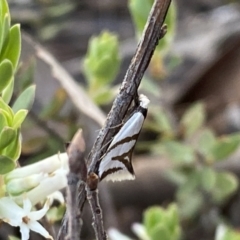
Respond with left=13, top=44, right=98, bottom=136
left=108, top=122, right=123, bottom=129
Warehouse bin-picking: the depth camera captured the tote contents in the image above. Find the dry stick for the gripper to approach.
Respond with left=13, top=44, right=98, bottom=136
left=86, top=0, right=171, bottom=239
left=57, top=130, right=87, bottom=240
left=87, top=173, right=106, bottom=240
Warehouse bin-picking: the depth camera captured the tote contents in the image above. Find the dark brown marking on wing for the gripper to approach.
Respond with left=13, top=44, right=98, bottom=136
left=100, top=167, right=122, bottom=180
left=99, top=108, right=147, bottom=180
left=107, top=133, right=139, bottom=152
left=100, top=139, right=135, bottom=180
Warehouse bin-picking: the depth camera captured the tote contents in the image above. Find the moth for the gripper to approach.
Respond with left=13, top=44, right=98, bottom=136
left=98, top=94, right=149, bottom=182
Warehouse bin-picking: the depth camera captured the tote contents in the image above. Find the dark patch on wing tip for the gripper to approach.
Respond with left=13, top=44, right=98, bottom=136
left=139, top=106, right=147, bottom=117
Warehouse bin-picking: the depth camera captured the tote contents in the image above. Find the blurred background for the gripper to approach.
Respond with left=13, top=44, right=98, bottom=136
left=4, top=0, right=240, bottom=239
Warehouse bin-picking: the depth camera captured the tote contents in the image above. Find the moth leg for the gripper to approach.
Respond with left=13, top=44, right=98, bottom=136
left=108, top=122, right=123, bottom=129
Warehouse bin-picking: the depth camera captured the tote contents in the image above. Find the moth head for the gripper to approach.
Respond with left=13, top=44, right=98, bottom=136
left=139, top=94, right=150, bottom=109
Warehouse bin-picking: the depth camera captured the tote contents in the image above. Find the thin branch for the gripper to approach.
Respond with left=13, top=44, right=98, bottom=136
left=86, top=173, right=107, bottom=240
left=57, top=130, right=87, bottom=240
left=88, top=0, right=171, bottom=174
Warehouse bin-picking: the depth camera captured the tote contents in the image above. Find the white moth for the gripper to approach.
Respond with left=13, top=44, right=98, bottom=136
left=98, top=94, right=150, bottom=182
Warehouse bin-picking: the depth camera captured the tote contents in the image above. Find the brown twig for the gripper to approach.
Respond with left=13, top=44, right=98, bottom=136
left=57, top=130, right=87, bottom=240
left=87, top=173, right=107, bottom=240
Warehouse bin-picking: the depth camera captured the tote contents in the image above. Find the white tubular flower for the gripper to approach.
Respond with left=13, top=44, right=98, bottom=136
left=14, top=166, right=68, bottom=206
left=131, top=223, right=150, bottom=240
left=5, top=153, right=69, bottom=206
left=0, top=197, right=52, bottom=240
left=5, top=153, right=68, bottom=181
left=6, top=173, right=45, bottom=195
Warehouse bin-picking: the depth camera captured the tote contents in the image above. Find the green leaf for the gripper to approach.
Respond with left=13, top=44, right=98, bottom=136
left=213, top=172, right=238, bottom=204
left=0, top=97, right=12, bottom=113
left=144, top=205, right=180, bottom=240
left=12, top=85, right=36, bottom=113
left=172, top=227, right=181, bottom=240
left=0, top=110, right=12, bottom=128
left=177, top=172, right=201, bottom=201
left=201, top=167, right=216, bottom=192
left=83, top=31, right=120, bottom=87
left=0, top=109, right=8, bottom=129
left=165, top=169, right=188, bottom=186
left=177, top=173, right=203, bottom=219
left=2, top=131, right=21, bottom=161
left=129, top=0, right=176, bottom=55
left=0, top=127, right=16, bottom=150
left=197, top=128, right=216, bottom=160
left=2, top=77, right=14, bottom=104
left=156, top=1, right=176, bottom=54
left=0, top=0, right=10, bottom=23
left=0, top=155, right=15, bottom=174
left=0, top=97, right=13, bottom=123
left=128, top=0, right=153, bottom=37
left=149, top=224, right=171, bottom=240
left=211, top=134, right=240, bottom=161
left=165, top=204, right=179, bottom=233
left=0, top=14, right=10, bottom=55
left=178, top=191, right=203, bottom=220
left=0, top=24, right=21, bottom=71
left=13, top=110, right=28, bottom=129
left=0, top=60, right=13, bottom=92
left=180, top=102, right=205, bottom=138
left=144, top=206, right=164, bottom=234
left=162, top=141, right=195, bottom=165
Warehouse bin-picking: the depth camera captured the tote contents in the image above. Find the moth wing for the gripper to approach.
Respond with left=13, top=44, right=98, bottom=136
left=99, top=140, right=136, bottom=181
left=104, top=168, right=135, bottom=182
left=109, top=112, right=145, bottom=148
left=98, top=112, right=145, bottom=181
